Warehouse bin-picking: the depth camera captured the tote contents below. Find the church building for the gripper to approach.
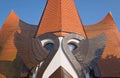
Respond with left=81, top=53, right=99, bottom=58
left=0, top=0, right=120, bottom=78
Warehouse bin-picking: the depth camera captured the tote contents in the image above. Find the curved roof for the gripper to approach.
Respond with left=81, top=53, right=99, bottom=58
left=0, top=11, right=20, bottom=61
left=0, top=1, right=120, bottom=77
left=85, top=12, right=120, bottom=58
left=0, top=11, right=37, bottom=61
left=84, top=13, right=120, bottom=77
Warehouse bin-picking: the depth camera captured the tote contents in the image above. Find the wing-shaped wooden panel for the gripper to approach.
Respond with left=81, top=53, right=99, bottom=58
left=84, top=13, right=120, bottom=77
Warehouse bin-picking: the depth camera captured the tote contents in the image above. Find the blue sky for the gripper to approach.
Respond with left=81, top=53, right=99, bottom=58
left=0, top=0, right=120, bottom=31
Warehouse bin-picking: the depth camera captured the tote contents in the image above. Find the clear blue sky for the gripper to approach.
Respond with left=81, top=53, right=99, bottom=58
left=0, top=0, right=120, bottom=31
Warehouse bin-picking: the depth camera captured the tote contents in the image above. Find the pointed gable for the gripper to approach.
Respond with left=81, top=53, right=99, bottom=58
left=84, top=12, right=120, bottom=77
left=0, top=10, right=20, bottom=44
left=2, top=10, right=19, bottom=27
left=1, top=10, right=20, bottom=33
left=0, top=11, right=20, bottom=61
left=85, top=12, right=118, bottom=33
left=99, top=12, right=118, bottom=30
left=36, top=0, right=86, bottom=37
left=102, top=12, right=116, bottom=24
left=85, top=12, right=120, bottom=58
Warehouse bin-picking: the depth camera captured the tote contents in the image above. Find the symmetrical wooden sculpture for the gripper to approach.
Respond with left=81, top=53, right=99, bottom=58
left=0, top=0, right=120, bottom=78
left=14, top=32, right=105, bottom=78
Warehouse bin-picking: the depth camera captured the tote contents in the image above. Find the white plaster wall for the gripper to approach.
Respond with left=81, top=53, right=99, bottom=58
left=42, top=37, right=78, bottom=78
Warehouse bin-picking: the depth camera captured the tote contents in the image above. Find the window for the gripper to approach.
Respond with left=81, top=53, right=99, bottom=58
left=68, top=39, right=80, bottom=52
left=41, top=39, right=54, bottom=52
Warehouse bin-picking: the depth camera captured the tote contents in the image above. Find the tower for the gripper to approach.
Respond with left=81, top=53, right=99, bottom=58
left=36, top=0, right=87, bottom=37
left=0, top=0, right=120, bottom=78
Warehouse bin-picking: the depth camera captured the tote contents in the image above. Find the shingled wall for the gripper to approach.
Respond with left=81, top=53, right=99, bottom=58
left=0, top=11, right=120, bottom=77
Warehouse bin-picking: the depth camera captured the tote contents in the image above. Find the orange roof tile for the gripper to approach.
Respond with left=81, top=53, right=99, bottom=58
left=36, top=0, right=86, bottom=37
left=0, top=2, right=120, bottom=77
left=0, top=11, right=37, bottom=61
left=85, top=12, right=120, bottom=77
left=85, top=12, right=120, bottom=58
left=0, top=11, right=20, bottom=61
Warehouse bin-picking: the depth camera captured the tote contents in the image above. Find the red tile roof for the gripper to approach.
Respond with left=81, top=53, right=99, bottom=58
left=85, top=13, right=120, bottom=77
left=36, top=0, right=86, bottom=37
left=0, top=0, right=120, bottom=77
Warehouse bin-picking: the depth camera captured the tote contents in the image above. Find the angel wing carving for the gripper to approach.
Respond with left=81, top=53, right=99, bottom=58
left=73, top=33, right=106, bottom=68
left=14, top=32, right=49, bottom=72
left=62, top=33, right=106, bottom=77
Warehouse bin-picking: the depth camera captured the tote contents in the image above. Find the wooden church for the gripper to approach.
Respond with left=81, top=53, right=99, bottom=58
left=0, top=0, right=120, bottom=78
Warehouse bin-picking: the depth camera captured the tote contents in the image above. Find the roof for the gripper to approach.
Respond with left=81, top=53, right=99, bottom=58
left=36, top=0, right=86, bottom=37
left=85, top=13, right=120, bottom=77
left=0, top=11, right=20, bottom=61
left=0, top=11, right=37, bottom=61
left=0, top=0, right=120, bottom=77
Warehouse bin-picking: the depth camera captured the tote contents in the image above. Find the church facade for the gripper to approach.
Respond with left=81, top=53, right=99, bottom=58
left=0, top=0, right=120, bottom=78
